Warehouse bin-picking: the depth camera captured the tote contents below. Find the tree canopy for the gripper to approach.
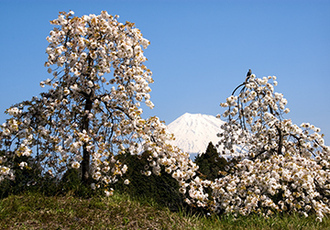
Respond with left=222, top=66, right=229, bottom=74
left=185, top=71, right=330, bottom=221
left=0, top=11, right=197, bottom=195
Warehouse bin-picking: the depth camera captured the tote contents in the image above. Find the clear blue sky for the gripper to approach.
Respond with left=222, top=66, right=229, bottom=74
left=1, top=0, right=330, bottom=144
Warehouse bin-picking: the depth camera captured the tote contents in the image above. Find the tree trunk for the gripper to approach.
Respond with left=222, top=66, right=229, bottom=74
left=81, top=96, right=93, bottom=184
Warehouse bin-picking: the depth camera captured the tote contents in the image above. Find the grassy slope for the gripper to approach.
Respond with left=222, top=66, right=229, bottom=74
left=0, top=192, right=330, bottom=230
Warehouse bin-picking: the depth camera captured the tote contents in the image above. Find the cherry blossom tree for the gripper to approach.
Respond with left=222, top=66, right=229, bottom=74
left=0, top=11, right=197, bottom=193
left=185, top=70, right=330, bottom=220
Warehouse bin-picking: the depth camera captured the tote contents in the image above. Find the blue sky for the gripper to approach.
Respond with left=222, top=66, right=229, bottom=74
left=1, top=0, right=330, bottom=144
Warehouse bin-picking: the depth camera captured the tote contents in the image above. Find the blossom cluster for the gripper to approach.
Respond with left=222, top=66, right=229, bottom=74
left=210, top=154, right=330, bottom=220
left=184, top=73, right=330, bottom=220
left=0, top=11, right=197, bottom=194
left=217, top=74, right=329, bottom=161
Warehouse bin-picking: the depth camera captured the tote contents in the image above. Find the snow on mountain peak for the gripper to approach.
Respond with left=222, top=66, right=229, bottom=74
left=167, top=113, right=225, bottom=156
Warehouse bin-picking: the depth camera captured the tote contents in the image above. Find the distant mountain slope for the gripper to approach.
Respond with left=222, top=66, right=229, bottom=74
left=167, top=113, right=224, bottom=158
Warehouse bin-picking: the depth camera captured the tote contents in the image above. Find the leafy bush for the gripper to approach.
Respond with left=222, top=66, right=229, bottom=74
left=194, top=142, right=231, bottom=180
left=0, top=150, right=43, bottom=198
left=114, top=151, right=184, bottom=211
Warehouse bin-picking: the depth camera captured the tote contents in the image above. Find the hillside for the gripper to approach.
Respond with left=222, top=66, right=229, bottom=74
left=0, top=192, right=328, bottom=230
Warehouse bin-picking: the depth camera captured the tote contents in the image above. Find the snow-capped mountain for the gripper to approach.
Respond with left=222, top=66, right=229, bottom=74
left=167, top=113, right=225, bottom=159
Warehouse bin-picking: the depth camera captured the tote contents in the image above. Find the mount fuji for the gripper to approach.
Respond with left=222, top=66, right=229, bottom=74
left=167, top=113, right=225, bottom=159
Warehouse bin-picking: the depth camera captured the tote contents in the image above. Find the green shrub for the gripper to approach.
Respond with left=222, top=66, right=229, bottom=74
left=0, top=150, right=43, bottom=198
left=194, top=142, right=233, bottom=180
left=114, top=151, right=184, bottom=211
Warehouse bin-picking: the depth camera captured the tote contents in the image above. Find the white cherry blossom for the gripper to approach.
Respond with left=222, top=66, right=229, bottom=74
left=0, top=11, right=197, bottom=195
left=186, top=71, right=330, bottom=221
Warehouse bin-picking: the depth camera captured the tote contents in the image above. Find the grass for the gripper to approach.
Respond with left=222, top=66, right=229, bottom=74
left=0, top=191, right=330, bottom=230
